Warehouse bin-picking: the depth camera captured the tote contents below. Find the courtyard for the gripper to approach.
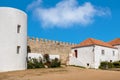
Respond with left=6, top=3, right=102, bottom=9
left=0, top=66, right=120, bottom=80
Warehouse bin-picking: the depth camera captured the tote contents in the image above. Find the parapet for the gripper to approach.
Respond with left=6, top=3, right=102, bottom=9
left=27, top=37, right=77, bottom=46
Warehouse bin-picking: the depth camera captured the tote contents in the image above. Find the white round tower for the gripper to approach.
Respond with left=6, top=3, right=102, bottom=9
left=0, top=7, right=27, bottom=72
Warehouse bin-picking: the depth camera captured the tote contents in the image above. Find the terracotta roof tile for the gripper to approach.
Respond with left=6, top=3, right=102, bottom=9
left=72, top=38, right=115, bottom=48
left=108, top=38, right=120, bottom=46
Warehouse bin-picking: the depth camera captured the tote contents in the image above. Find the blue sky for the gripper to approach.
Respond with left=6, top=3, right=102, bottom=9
left=0, top=0, right=120, bottom=43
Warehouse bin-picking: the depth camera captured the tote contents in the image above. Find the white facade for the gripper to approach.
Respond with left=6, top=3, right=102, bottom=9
left=113, top=45, right=120, bottom=60
left=94, top=45, right=118, bottom=68
left=69, top=46, right=95, bottom=68
left=28, top=53, right=60, bottom=60
left=28, top=53, right=43, bottom=60
left=0, top=7, right=27, bottom=72
left=69, top=45, right=119, bottom=69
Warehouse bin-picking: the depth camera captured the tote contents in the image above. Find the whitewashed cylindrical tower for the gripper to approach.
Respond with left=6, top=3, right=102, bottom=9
left=0, top=7, right=27, bottom=72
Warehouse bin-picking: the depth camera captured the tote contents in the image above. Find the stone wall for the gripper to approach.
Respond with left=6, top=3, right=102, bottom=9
left=27, top=37, right=76, bottom=64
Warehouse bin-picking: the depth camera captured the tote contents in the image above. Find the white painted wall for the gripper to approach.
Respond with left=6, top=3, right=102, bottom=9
left=69, top=45, right=119, bottom=69
left=28, top=53, right=60, bottom=60
left=69, top=46, right=95, bottom=68
left=0, top=7, right=27, bottom=72
left=94, top=45, right=118, bottom=69
left=114, top=45, right=120, bottom=60
left=49, top=55, right=60, bottom=60
left=28, top=53, right=43, bottom=60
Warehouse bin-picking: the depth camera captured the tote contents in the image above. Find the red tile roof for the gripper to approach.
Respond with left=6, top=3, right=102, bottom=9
left=108, top=38, right=120, bottom=46
left=72, top=38, right=115, bottom=48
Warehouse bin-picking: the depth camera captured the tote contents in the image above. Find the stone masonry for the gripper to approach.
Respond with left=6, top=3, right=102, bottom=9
left=27, top=37, right=76, bottom=64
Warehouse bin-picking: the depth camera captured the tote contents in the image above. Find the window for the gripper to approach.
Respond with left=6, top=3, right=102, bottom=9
left=101, top=50, right=105, bottom=55
left=17, top=46, right=20, bottom=54
left=113, top=51, right=115, bottom=56
left=74, top=50, right=78, bottom=58
left=17, top=24, right=21, bottom=33
left=87, top=63, right=89, bottom=66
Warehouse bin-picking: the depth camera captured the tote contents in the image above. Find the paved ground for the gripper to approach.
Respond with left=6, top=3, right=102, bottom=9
left=0, top=66, right=120, bottom=80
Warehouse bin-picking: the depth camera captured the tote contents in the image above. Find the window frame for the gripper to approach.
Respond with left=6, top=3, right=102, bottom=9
left=74, top=50, right=78, bottom=58
left=113, top=51, right=115, bottom=56
left=17, top=46, right=20, bottom=54
left=17, top=24, right=21, bottom=33
left=101, top=50, right=105, bottom=55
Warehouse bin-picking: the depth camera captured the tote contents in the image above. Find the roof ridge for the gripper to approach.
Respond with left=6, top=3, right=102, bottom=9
left=108, top=38, right=120, bottom=46
left=72, top=38, right=115, bottom=49
left=89, top=38, right=95, bottom=44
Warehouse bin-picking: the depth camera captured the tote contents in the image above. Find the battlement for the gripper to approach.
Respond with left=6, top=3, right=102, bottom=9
left=27, top=37, right=77, bottom=46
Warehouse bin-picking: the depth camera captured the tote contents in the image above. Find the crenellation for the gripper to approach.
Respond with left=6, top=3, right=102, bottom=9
left=55, top=41, right=58, bottom=43
left=60, top=42, right=63, bottom=45
left=65, top=42, right=68, bottom=45
left=48, top=40, right=51, bottom=43
left=42, top=39, right=45, bottom=42
left=62, top=42, right=65, bottom=45
left=52, top=40, right=55, bottom=44
left=70, top=43, right=73, bottom=45
left=31, top=37, right=36, bottom=43
left=31, top=37, right=35, bottom=40
left=45, top=39, right=48, bottom=42
left=35, top=38, right=39, bottom=42
left=71, top=43, right=74, bottom=45
left=40, top=38, right=43, bottom=43
left=28, top=37, right=32, bottom=41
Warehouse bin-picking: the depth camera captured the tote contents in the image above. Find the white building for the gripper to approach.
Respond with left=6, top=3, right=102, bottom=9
left=69, top=38, right=119, bottom=69
left=108, top=38, right=120, bottom=59
left=0, top=7, right=27, bottom=72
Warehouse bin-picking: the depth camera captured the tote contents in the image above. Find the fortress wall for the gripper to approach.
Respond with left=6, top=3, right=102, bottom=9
left=27, top=37, right=76, bottom=64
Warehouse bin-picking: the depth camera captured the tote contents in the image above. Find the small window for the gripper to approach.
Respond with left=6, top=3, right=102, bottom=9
left=113, top=51, right=115, bottom=56
left=74, top=50, right=78, bottom=58
left=101, top=50, right=105, bottom=55
left=17, top=46, right=20, bottom=54
left=87, top=63, right=89, bottom=66
left=17, top=24, right=21, bottom=33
